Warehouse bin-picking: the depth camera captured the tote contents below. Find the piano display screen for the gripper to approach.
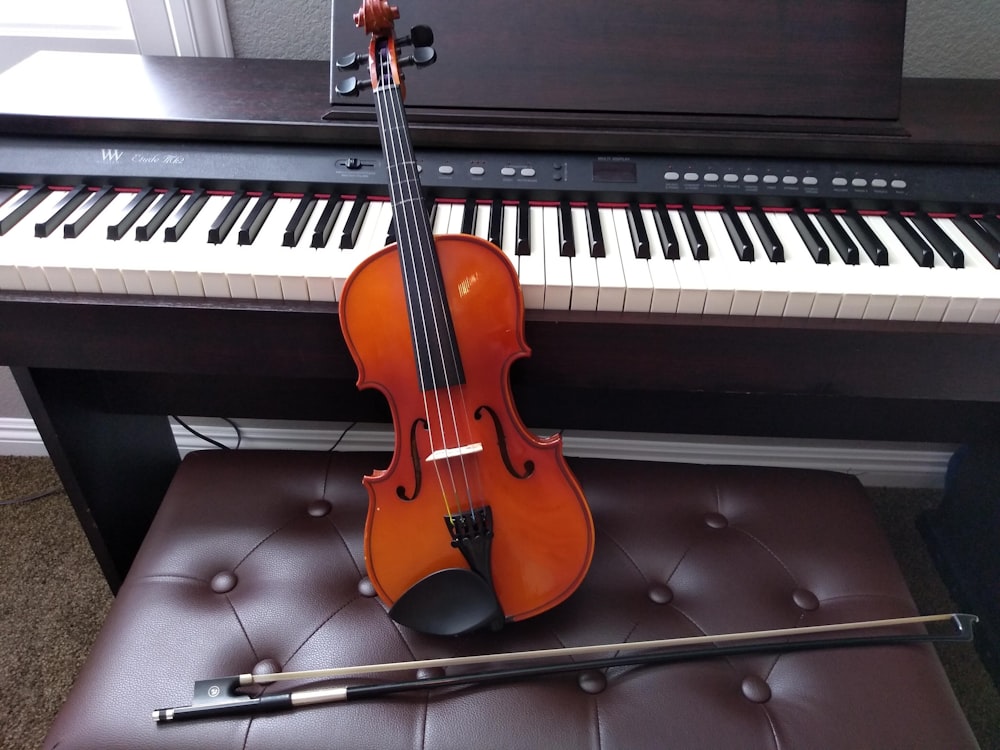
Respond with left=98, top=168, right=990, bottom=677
left=593, top=160, right=637, bottom=184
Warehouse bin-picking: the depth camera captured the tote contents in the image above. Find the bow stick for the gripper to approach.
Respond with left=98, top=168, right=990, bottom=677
left=153, top=612, right=976, bottom=723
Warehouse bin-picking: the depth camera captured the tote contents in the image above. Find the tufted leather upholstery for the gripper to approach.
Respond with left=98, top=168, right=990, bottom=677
left=44, top=451, right=977, bottom=749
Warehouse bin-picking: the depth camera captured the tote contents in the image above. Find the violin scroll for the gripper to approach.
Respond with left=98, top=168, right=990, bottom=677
left=353, top=0, right=399, bottom=35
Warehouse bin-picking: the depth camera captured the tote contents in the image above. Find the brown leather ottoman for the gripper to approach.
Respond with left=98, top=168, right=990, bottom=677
left=44, top=451, right=977, bottom=749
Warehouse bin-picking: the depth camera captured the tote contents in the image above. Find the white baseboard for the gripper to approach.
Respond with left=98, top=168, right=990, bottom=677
left=0, top=416, right=956, bottom=488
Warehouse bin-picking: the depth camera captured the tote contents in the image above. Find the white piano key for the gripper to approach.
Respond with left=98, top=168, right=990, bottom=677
left=542, top=206, right=572, bottom=310
left=518, top=205, right=546, bottom=309
left=328, top=198, right=367, bottom=299
left=568, top=206, right=599, bottom=311
left=472, top=201, right=492, bottom=242
left=639, top=207, right=680, bottom=314
left=594, top=207, right=627, bottom=312
left=246, top=196, right=300, bottom=300
left=666, top=209, right=707, bottom=315
left=298, top=196, right=340, bottom=302
left=610, top=207, right=653, bottom=313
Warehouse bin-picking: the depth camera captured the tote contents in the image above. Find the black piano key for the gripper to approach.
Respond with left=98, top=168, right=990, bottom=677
left=953, top=216, right=1000, bottom=268
left=884, top=214, right=934, bottom=267
left=908, top=214, right=963, bottom=269
left=107, top=188, right=156, bottom=240
left=311, top=197, right=344, bottom=248
left=34, top=185, right=89, bottom=238
left=164, top=190, right=208, bottom=242
left=815, top=211, right=859, bottom=265
left=586, top=203, right=604, bottom=257
left=459, top=199, right=476, bottom=236
left=516, top=200, right=530, bottom=255
left=135, top=189, right=183, bottom=241
left=842, top=212, right=888, bottom=266
left=208, top=192, right=250, bottom=244
left=558, top=203, right=575, bottom=257
left=385, top=216, right=396, bottom=245
left=721, top=207, right=753, bottom=262
left=63, top=186, right=115, bottom=238
left=283, top=194, right=317, bottom=247
left=979, top=214, right=1000, bottom=244
left=679, top=205, right=708, bottom=260
left=340, top=196, right=370, bottom=249
left=626, top=203, right=650, bottom=259
left=487, top=199, right=503, bottom=246
left=238, top=191, right=276, bottom=245
left=790, top=210, right=829, bottom=264
left=0, top=185, right=48, bottom=235
left=651, top=205, right=679, bottom=259
left=747, top=207, right=782, bottom=262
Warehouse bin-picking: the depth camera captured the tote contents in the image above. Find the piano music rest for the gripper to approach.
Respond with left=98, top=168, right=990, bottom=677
left=43, top=451, right=977, bottom=749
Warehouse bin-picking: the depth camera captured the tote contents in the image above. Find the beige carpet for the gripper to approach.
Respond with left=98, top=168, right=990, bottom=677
left=1, top=456, right=997, bottom=749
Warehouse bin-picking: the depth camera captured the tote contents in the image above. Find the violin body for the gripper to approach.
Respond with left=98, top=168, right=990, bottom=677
left=340, top=234, right=594, bottom=623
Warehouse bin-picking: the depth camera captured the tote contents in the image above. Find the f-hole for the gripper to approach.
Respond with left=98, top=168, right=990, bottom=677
left=396, top=418, right=429, bottom=500
left=475, top=405, right=534, bottom=479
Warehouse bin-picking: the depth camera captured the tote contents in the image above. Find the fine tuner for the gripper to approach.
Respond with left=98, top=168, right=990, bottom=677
left=335, top=24, right=436, bottom=97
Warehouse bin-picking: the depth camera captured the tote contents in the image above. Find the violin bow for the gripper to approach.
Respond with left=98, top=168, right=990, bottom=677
left=153, top=612, right=977, bottom=723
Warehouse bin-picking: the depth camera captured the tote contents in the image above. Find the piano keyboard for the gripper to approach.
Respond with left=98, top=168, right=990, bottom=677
left=2, top=183, right=1000, bottom=323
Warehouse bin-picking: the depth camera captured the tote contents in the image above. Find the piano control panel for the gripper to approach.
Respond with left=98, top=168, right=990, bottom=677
left=1, top=136, right=997, bottom=209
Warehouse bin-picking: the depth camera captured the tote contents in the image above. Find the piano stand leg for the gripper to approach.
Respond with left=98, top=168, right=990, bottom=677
left=918, top=441, right=1000, bottom=692
left=11, top=367, right=179, bottom=593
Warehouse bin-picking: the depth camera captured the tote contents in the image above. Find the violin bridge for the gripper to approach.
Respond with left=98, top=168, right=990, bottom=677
left=425, top=442, right=483, bottom=462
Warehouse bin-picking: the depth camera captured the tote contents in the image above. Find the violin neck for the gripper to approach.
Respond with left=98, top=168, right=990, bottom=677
left=373, top=66, right=465, bottom=391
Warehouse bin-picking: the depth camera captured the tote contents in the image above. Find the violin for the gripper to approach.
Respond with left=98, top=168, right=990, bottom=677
left=337, top=0, right=594, bottom=636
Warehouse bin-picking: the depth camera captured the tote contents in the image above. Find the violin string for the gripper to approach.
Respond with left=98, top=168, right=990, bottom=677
left=381, top=63, right=481, bottom=520
left=376, top=45, right=478, bottom=518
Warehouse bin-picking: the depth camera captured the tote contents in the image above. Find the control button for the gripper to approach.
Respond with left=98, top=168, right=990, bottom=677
left=345, top=157, right=362, bottom=170
left=664, top=171, right=681, bottom=181
left=520, top=167, right=536, bottom=178
left=703, top=173, right=720, bottom=182
left=500, top=167, right=516, bottom=177
left=763, top=175, right=779, bottom=185
left=469, top=166, right=486, bottom=176
left=723, top=173, right=739, bottom=183
left=782, top=176, right=799, bottom=185
left=438, top=165, right=454, bottom=176
left=851, top=178, right=868, bottom=188
left=743, top=174, right=760, bottom=184
left=802, top=176, right=818, bottom=186
left=871, top=178, right=888, bottom=189
left=683, top=172, right=699, bottom=182
left=832, top=177, right=849, bottom=187
left=891, top=179, right=908, bottom=189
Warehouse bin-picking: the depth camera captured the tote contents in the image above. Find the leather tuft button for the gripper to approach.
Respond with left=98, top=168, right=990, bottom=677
left=416, top=667, right=446, bottom=680
left=357, top=577, right=377, bottom=597
left=210, top=571, right=237, bottom=593
left=704, top=512, right=728, bottom=529
left=307, top=500, right=332, bottom=517
left=252, top=658, right=281, bottom=677
left=647, top=583, right=673, bottom=604
left=577, top=670, right=607, bottom=694
left=741, top=675, right=772, bottom=703
left=792, top=588, right=820, bottom=611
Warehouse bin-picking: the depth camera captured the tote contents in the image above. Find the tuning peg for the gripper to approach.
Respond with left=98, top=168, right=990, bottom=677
left=335, top=75, right=372, bottom=97
left=399, top=46, right=436, bottom=69
left=396, top=25, right=434, bottom=49
left=336, top=51, right=368, bottom=71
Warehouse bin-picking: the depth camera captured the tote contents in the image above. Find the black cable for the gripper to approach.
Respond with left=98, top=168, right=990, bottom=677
left=0, top=485, right=62, bottom=507
left=328, top=421, right=358, bottom=452
left=171, top=416, right=242, bottom=450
